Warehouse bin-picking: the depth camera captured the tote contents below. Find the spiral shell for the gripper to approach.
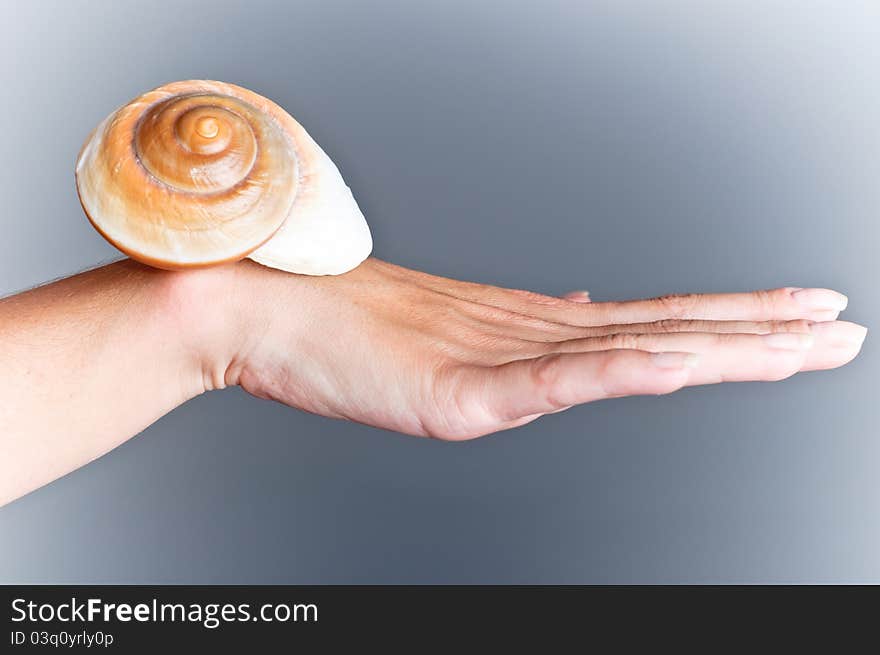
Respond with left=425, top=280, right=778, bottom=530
left=76, top=80, right=372, bottom=274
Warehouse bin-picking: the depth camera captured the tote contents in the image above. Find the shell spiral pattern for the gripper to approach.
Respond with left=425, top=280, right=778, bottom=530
left=76, top=80, right=372, bottom=274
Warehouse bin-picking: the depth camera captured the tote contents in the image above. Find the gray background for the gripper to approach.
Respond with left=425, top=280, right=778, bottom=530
left=0, top=0, right=877, bottom=583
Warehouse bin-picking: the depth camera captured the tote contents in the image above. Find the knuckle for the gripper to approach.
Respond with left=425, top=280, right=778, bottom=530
left=531, top=354, right=564, bottom=390
left=603, top=332, right=643, bottom=350
left=754, top=289, right=774, bottom=310
left=655, top=293, right=700, bottom=319
left=594, top=352, right=626, bottom=396
left=425, top=364, right=483, bottom=440
left=531, top=355, right=568, bottom=409
left=651, top=318, right=693, bottom=333
left=783, top=319, right=812, bottom=333
left=760, top=319, right=811, bottom=335
left=753, top=288, right=785, bottom=315
left=764, top=320, right=790, bottom=333
left=750, top=319, right=812, bottom=335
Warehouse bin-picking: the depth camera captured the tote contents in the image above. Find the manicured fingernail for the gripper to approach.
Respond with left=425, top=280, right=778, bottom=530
left=809, top=321, right=868, bottom=346
left=564, top=290, right=591, bottom=302
left=791, top=288, right=848, bottom=311
left=762, top=332, right=815, bottom=350
left=652, top=352, right=701, bottom=369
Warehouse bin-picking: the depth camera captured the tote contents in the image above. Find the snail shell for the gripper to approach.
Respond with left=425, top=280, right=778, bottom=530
left=75, top=80, right=372, bottom=275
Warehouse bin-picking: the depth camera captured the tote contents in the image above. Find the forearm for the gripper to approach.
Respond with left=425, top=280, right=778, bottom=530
left=0, top=260, right=235, bottom=504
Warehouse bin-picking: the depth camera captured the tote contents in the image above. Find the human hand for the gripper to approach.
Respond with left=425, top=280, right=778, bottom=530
left=186, top=258, right=866, bottom=440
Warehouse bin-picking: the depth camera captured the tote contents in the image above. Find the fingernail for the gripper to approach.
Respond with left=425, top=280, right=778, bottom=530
left=809, top=321, right=868, bottom=346
left=791, top=288, right=848, bottom=312
left=564, top=290, right=591, bottom=302
left=652, top=352, right=701, bottom=369
left=762, top=332, right=815, bottom=350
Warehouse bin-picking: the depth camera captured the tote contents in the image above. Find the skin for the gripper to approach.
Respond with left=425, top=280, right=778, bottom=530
left=0, top=257, right=867, bottom=506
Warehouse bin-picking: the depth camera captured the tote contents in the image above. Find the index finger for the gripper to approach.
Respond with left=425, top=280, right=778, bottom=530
left=580, top=287, right=847, bottom=326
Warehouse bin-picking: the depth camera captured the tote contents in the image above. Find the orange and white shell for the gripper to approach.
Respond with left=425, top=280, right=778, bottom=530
left=75, top=80, right=372, bottom=275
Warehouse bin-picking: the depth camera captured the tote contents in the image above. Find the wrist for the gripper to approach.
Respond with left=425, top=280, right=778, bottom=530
left=153, top=260, right=256, bottom=394
left=156, top=258, right=315, bottom=395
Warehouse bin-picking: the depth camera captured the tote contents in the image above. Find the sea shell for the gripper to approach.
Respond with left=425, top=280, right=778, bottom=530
left=75, top=80, right=372, bottom=274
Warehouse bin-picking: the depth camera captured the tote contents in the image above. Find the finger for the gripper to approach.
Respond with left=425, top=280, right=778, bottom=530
left=466, top=307, right=816, bottom=347
left=561, top=290, right=591, bottom=303
left=542, top=330, right=816, bottom=385
left=800, top=321, right=868, bottom=371
left=582, top=287, right=847, bottom=326
left=448, top=286, right=845, bottom=333
left=541, top=320, right=865, bottom=374
left=458, top=349, right=699, bottom=426
left=484, top=318, right=812, bottom=354
left=379, top=261, right=848, bottom=326
left=453, top=321, right=863, bottom=434
left=591, top=318, right=812, bottom=336
left=533, top=317, right=814, bottom=342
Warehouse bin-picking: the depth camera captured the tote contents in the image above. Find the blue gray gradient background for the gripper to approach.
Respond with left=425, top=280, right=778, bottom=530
left=1, top=1, right=878, bottom=583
